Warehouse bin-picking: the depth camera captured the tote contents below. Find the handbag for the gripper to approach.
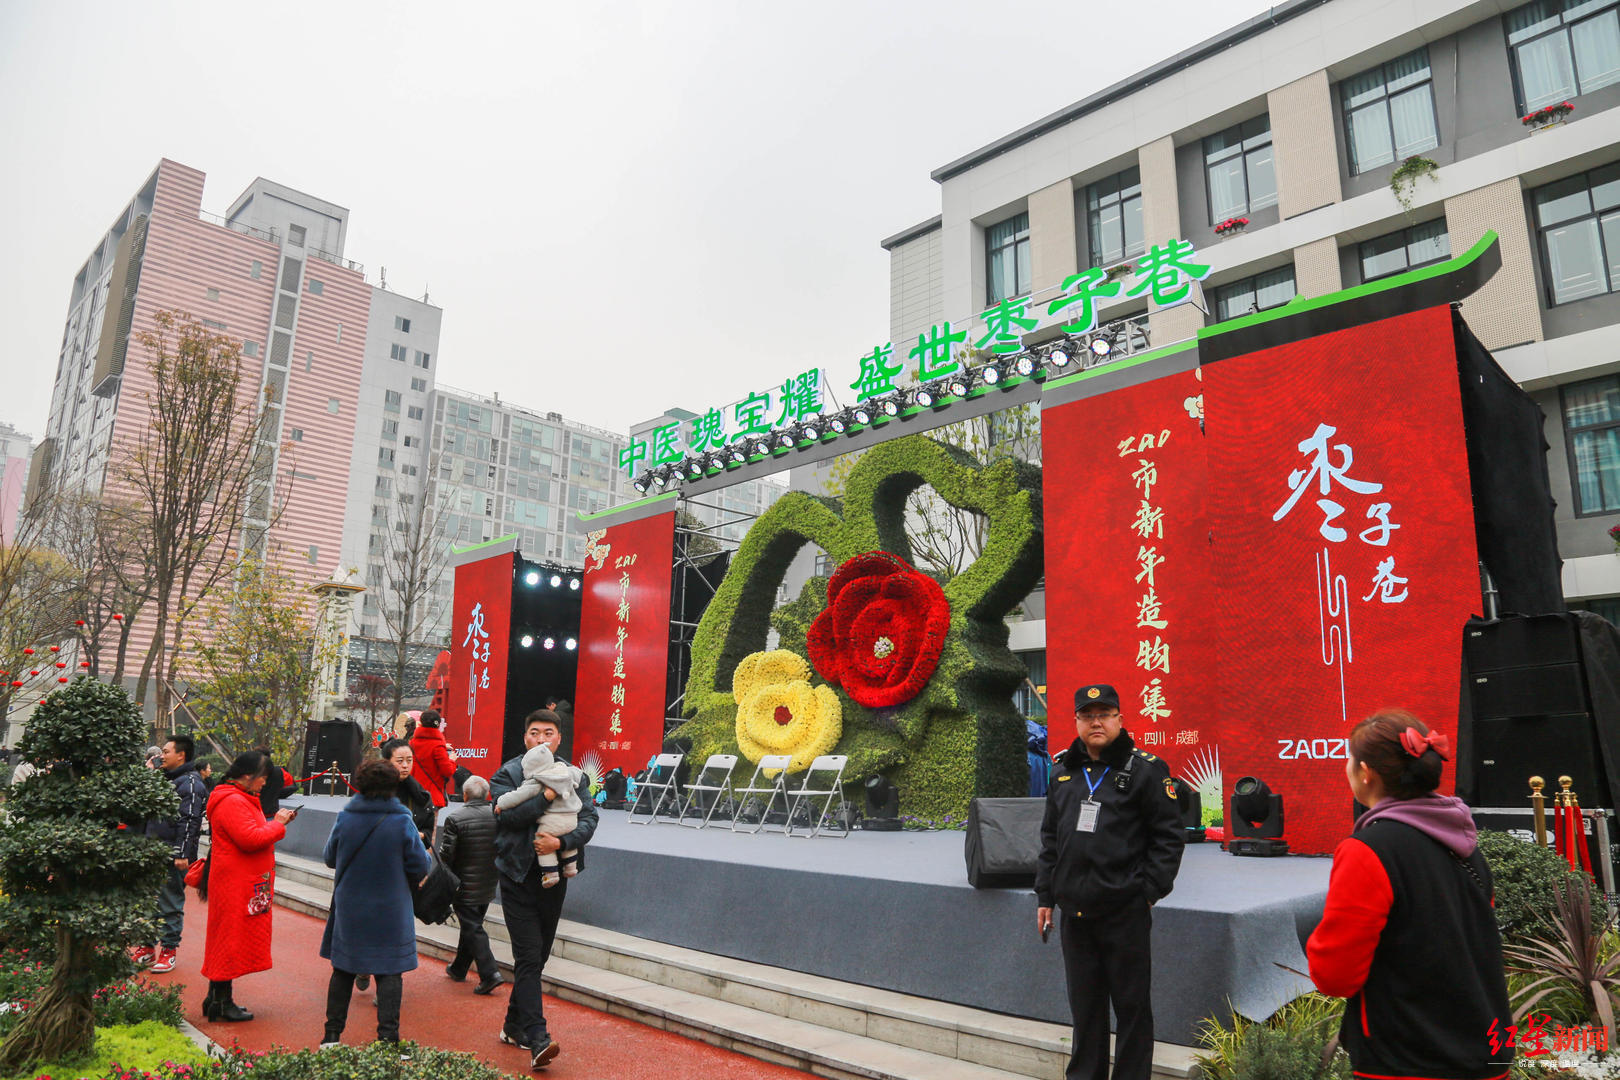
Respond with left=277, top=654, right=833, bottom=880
left=185, top=854, right=210, bottom=899
left=412, top=852, right=461, bottom=925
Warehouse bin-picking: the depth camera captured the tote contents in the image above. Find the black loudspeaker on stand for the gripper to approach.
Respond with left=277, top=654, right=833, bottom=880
left=1461, top=614, right=1611, bottom=809
left=302, top=720, right=362, bottom=795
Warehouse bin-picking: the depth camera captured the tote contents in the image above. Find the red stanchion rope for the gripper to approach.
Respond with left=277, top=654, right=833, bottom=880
left=286, top=763, right=359, bottom=794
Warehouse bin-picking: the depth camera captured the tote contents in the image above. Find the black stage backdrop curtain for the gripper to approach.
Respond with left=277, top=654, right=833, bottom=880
left=1578, top=611, right=1620, bottom=806
left=1452, top=310, right=1564, bottom=616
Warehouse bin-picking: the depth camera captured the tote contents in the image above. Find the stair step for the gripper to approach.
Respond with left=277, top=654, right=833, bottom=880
left=274, top=854, right=1199, bottom=1080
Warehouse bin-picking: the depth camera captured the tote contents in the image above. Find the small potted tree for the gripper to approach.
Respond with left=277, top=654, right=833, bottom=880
left=0, top=677, right=175, bottom=1074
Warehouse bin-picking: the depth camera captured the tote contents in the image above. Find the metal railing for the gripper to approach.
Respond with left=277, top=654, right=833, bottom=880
left=196, top=210, right=278, bottom=246
left=308, top=245, right=365, bottom=276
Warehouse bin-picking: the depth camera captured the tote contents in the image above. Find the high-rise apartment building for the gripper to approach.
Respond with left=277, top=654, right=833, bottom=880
left=880, top=0, right=1620, bottom=625
left=33, top=159, right=442, bottom=681
left=0, top=422, right=32, bottom=541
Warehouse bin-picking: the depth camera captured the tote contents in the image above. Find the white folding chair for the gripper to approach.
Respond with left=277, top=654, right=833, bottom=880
left=678, top=754, right=738, bottom=829
left=787, top=755, right=850, bottom=838
left=628, top=753, right=684, bottom=824
left=730, top=755, right=794, bottom=834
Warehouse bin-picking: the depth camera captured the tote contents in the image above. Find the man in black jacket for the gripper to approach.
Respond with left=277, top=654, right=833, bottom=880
left=491, top=709, right=597, bottom=1070
left=1035, top=684, right=1185, bottom=1080
left=438, top=774, right=503, bottom=994
left=141, top=734, right=208, bottom=974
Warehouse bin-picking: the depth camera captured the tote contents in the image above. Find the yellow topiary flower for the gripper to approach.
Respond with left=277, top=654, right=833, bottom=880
left=731, top=650, right=841, bottom=775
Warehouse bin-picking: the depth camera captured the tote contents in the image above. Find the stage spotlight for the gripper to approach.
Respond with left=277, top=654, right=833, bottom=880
left=600, top=767, right=629, bottom=809
left=549, top=574, right=562, bottom=588
left=947, top=375, right=970, bottom=398
left=912, top=385, right=935, bottom=408
left=1229, top=776, right=1288, bottom=856
left=862, top=775, right=902, bottom=831
left=569, top=577, right=581, bottom=590
left=751, top=439, right=770, bottom=456
left=523, top=570, right=541, bottom=587
left=542, top=636, right=555, bottom=650
left=879, top=397, right=901, bottom=417
left=687, top=458, right=705, bottom=479
left=1173, top=778, right=1206, bottom=843
left=1089, top=335, right=1113, bottom=360
left=1047, top=347, right=1072, bottom=368
left=564, top=636, right=577, bottom=650
left=802, top=420, right=820, bottom=440
left=981, top=362, right=1004, bottom=386
left=728, top=445, right=746, bottom=465
left=777, top=431, right=795, bottom=449
left=652, top=468, right=669, bottom=487
left=519, top=633, right=534, bottom=648
left=853, top=407, right=872, bottom=426
left=827, top=414, right=847, bottom=434
left=1012, top=355, right=1036, bottom=378
left=632, top=474, right=650, bottom=493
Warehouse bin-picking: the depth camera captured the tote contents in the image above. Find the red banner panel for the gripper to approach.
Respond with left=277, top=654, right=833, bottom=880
left=1042, top=367, right=1219, bottom=796
left=574, top=511, right=676, bottom=777
left=447, top=551, right=515, bottom=774
left=1203, top=306, right=1479, bottom=853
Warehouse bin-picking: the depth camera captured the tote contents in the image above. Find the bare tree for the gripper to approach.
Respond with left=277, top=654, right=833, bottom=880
left=0, top=483, right=85, bottom=720
left=345, top=672, right=396, bottom=746
left=378, top=452, right=453, bottom=716
left=44, top=490, right=146, bottom=682
left=106, top=311, right=278, bottom=718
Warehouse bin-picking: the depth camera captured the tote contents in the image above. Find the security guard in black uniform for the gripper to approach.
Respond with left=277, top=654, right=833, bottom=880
left=1035, top=684, right=1185, bottom=1080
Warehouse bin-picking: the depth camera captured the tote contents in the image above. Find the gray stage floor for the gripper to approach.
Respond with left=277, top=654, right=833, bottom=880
left=278, top=800, right=1332, bottom=1043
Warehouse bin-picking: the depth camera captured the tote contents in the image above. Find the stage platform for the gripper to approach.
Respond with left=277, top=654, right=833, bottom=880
left=279, top=799, right=1330, bottom=1043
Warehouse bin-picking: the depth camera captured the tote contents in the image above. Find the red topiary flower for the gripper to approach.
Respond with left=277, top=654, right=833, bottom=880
left=807, top=551, right=950, bottom=708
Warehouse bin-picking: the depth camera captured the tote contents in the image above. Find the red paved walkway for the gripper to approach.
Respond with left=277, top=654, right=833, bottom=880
left=153, top=892, right=815, bottom=1078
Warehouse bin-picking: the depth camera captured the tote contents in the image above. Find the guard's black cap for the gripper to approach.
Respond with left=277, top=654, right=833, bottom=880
left=1075, top=684, right=1121, bottom=712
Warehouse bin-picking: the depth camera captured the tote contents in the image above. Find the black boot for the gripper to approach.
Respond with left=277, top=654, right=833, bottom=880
left=201, top=983, right=223, bottom=1022
left=217, top=981, right=253, bottom=1022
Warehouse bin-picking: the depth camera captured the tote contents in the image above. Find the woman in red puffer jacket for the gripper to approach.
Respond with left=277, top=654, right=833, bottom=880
left=409, top=709, right=458, bottom=808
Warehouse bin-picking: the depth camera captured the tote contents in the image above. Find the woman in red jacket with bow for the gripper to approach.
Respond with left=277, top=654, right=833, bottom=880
left=201, top=751, right=296, bottom=1022
left=409, top=709, right=458, bottom=808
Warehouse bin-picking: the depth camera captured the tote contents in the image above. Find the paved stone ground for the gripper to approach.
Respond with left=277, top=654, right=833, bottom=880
left=152, top=890, right=816, bottom=1078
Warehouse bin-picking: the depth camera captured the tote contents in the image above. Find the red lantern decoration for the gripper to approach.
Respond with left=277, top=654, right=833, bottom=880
left=28, top=670, right=38, bottom=677
left=57, top=677, right=67, bottom=684
left=8, top=681, right=20, bottom=688
left=80, top=661, right=90, bottom=668
left=112, top=614, right=123, bottom=621
left=22, top=648, right=33, bottom=655
left=55, top=662, right=65, bottom=669
left=49, top=645, right=59, bottom=653
left=75, top=619, right=85, bottom=627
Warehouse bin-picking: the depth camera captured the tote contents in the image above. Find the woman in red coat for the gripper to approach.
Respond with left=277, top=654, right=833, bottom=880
left=201, top=751, right=296, bottom=1021
left=409, top=709, right=458, bottom=808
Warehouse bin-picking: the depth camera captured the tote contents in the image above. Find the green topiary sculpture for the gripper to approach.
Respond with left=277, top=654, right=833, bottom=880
left=671, top=434, right=1043, bottom=819
left=0, top=677, right=177, bottom=1073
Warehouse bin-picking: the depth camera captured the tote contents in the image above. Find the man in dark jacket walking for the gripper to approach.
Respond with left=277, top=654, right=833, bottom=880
left=141, top=734, right=208, bottom=973
left=492, top=709, right=597, bottom=1070
left=1035, top=684, right=1185, bottom=1080
left=439, top=774, right=503, bottom=993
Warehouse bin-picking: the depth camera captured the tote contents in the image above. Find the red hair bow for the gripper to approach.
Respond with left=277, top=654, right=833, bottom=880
left=1400, top=727, right=1451, bottom=761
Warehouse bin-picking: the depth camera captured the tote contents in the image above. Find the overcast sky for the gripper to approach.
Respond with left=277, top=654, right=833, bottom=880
left=0, top=1, right=1269, bottom=442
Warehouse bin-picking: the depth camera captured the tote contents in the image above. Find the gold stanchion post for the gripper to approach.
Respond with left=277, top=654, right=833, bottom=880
left=1530, top=776, right=1547, bottom=847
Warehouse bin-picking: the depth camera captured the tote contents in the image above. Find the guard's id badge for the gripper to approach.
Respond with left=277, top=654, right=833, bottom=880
left=1076, top=801, right=1100, bottom=832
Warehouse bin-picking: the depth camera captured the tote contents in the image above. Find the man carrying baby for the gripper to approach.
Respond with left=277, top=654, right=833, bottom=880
left=491, top=709, right=598, bottom=1070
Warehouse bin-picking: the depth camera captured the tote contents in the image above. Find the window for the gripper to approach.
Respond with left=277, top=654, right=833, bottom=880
left=1341, top=47, right=1438, bottom=174
left=202, top=319, right=226, bottom=331
left=1087, top=167, right=1144, bottom=265
left=402, top=464, right=418, bottom=477
left=375, top=476, right=392, bottom=495
left=408, top=405, right=424, bottom=420
left=1358, top=219, right=1451, bottom=281
left=206, top=287, right=220, bottom=301
left=307, top=545, right=319, bottom=565
left=1204, top=116, right=1277, bottom=222
left=1507, top=0, right=1620, bottom=113
left=378, top=448, right=396, bottom=468
left=289, top=428, right=304, bottom=442
left=395, top=316, right=411, bottom=332
left=415, top=350, right=431, bottom=369
left=410, top=377, right=427, bottom=392
left=242, top=340, right=259, bottom=358
left=336, top=322, right=343, bottom=345
left=1213, top=265, right=1297, bottom=320
left=985, top=212, right=1031, bottom=305
left=404, top=435, right=417, bottom=448
left=327, top=399, right=341, bottom=414
left=288, top=224, right=306, bottom=247
left=381, top=419, right=398, bottom=440
left=1533, top=163, right=1620, bottom=303
left=390, top=343, right=408, bottom=362
left=1562, top=373, right=1620, bottom=513
left=250, top=260, right=262, bottom=280
left=384, top=390, right=402, bottom=413
left=305, top=352, right=313, bottom=372
left=308, top=279, right=324, bottom=296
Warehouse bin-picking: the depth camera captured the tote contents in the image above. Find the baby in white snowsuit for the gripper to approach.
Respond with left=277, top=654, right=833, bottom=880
left=495, top=743, right=584, bottom=887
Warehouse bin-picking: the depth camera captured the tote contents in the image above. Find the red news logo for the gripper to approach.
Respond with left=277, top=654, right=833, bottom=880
left=1489, top=1014, right=1609, bottom=1058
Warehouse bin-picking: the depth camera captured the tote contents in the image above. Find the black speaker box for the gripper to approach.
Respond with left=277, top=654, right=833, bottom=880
left=965, top=797, right=1045, bottom=888
left=1464, top=614, right=1581, bottom=671
left=1469, top=664, right=1589, bottom=719
left=303, top=720, right=363, bottom=794
left=1472, top=713, right=1609, bottom=807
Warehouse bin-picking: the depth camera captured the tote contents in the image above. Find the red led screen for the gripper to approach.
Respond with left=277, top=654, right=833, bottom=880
left=1201, top=306, right=1479, bottom=853
left=1042, top=367, right=1219, bottom=796
left=447, top=551, right=515, bottom=774
left=573, top=511, right=676, bottom=778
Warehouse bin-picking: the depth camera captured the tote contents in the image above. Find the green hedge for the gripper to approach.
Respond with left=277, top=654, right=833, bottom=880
left=671, top=434, right=1043, bottom=819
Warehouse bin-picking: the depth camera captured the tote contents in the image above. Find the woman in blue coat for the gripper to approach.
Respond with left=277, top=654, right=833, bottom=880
left=320, top=759, right=432, bottom=1045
